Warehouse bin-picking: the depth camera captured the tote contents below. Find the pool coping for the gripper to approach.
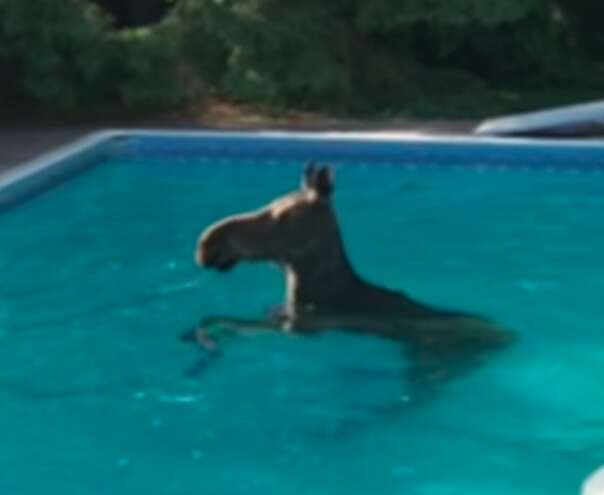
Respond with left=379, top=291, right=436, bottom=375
left=2, top=128, right=604, bottom=200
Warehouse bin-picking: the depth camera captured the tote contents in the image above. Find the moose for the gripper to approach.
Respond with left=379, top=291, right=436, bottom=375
left=184, top=163, right=513, bottom=393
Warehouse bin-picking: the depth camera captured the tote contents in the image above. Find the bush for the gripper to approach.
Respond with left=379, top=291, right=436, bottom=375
left=104, top=26, right=197, bottom=108
left=0, top=0, right=199, bottom=110
left=1, top=0, right=603, bottom=116
left=0, top=0, right=111, bottom=106
left=172, top=0, right=604, bottom=114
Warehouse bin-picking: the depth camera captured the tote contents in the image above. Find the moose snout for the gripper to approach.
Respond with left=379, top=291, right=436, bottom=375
left=194, top=224, right=238, bottom=272
left=194, top=235, right=209, bottom=267
left=195, top=230, right=219, bottom=267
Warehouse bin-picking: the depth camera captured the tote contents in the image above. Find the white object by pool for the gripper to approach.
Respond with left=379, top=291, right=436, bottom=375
left=583, top=467, right=604, bottom=495
left=475, top=99, right=604, bottom=137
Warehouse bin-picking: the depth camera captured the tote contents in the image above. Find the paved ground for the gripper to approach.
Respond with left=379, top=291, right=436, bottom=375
left=0, top=118, right=477, bottom=176
left=0, top=127, right=95, bottom=175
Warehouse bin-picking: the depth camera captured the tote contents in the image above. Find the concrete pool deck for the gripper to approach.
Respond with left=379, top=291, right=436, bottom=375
left=0, top=128, right=94, bottom=175
left=0, top=119, right=477, bottom=176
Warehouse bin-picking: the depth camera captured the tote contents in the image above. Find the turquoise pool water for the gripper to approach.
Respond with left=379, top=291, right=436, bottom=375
left=1, top=151, right=604, bottom=494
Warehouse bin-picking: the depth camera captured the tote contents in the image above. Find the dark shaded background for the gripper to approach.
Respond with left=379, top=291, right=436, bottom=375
left=1, top=0, right=602, bottom=120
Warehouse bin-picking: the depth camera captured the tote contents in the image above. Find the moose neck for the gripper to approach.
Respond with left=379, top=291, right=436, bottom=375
left=283, top=214, right=364, bottom=310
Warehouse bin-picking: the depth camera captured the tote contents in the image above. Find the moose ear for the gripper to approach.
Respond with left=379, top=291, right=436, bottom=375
left=301, top=162, right=334, bottom=198
left=314, top=166, right=334, bottom=198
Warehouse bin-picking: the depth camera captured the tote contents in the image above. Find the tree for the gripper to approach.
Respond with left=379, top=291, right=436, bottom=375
left=554, top=0, right=604, bottom=60
left=88, top=0, right=169, bottom=27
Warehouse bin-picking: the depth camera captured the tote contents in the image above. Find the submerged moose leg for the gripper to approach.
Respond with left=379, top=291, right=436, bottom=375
left=403, top=346, right=484, bottom=402
left=181, top=315, right=286, bottom=378
left=310, top=331, right=511, bottom=440
left=180, top=315, right=287, bottom=349
left=401, top=316, right=513, bottom=401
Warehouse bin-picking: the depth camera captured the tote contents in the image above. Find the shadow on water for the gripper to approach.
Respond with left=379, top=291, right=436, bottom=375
left=180, top=319, right=513, bottom=441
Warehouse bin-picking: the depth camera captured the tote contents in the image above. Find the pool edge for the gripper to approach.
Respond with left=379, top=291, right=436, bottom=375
left=2, top=128, right=604, bottom=202
left=0, top=130, right=122, bottom=191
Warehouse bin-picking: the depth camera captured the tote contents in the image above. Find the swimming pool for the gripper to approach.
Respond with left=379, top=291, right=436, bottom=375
left=1, top=130, right=603, bottom=494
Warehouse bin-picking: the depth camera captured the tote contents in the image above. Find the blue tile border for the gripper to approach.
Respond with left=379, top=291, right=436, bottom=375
left=120, top=133, right=604, bottom=168
left=2, top=129, right=604, bottom=212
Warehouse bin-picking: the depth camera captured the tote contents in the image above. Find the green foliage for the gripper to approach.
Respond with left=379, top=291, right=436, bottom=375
left=172, top=0, right=602, bottom=113
left=106, top=26, right=193, bottom=107
left=0, top=0, right=110, bottom=106
left=1, top=0, right=603, bottom=116
left=356, top=0, right=538, bottom=32
left=554, top=0, right=604, bottom=61
left=0, top=0, right=196, bottom=109
left=171, top=0, right=354, bottom=108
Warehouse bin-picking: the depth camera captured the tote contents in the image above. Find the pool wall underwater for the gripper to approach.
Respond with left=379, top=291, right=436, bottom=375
left=2, top=129, right=604, bottom=208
